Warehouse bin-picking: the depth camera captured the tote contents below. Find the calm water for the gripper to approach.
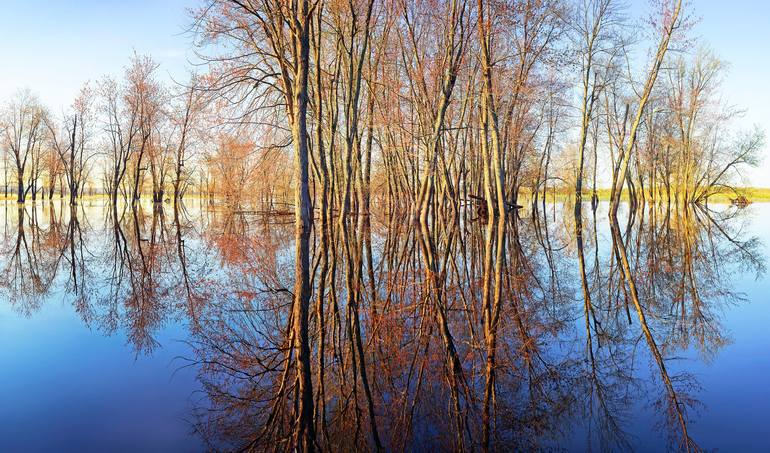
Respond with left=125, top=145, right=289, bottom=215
left=0, top=199, right=768, bottom=452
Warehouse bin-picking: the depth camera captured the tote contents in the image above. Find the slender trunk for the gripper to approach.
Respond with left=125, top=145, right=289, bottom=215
left=291, top=3, right=315, bottom=450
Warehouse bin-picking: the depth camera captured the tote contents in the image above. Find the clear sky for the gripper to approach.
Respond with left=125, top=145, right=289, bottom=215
left=0, top=0, right=193, bottom=107
left=0, top=0, right=767, bottom=185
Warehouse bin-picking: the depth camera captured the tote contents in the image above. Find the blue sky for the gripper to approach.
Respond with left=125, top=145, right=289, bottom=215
left=0, top=0, right=193, bottom=106
left=0, top=0, right=767, bottom=185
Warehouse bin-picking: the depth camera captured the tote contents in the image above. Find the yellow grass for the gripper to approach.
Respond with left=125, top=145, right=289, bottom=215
left=707, top=187, right=770, bottom=202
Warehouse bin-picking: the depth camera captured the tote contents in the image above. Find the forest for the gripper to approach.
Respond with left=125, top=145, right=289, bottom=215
left=0, top=0, right=765, bottom=451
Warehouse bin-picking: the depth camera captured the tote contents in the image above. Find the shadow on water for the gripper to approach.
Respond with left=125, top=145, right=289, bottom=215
left=0, top=199, right=765, bottom=451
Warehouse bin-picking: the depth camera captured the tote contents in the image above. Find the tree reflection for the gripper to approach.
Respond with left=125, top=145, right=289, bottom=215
left=0, top=205, right=54, bottom=315
left=0, top=200, right=764, bottom=451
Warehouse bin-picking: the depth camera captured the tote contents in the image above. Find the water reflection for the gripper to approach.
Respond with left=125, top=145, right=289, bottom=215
left=0, top=200, right=764, bottom=451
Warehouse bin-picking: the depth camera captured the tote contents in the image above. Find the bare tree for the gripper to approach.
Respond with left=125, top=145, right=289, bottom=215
left=44, top=83, right=95, bottom=206
left=1, top=89, right=45, bottom=203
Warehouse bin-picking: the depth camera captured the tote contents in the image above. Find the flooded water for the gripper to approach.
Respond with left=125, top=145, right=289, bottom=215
left=0, top=199, right=768, bottom=452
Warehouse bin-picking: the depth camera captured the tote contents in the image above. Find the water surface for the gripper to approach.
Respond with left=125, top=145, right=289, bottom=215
left=0, top=200, right=768, bottom=451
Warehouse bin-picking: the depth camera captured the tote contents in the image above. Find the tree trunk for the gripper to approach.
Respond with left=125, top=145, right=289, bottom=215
left=17, top=174, right=24, bottom=203
left=291, top=3, right=315, bottom=450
